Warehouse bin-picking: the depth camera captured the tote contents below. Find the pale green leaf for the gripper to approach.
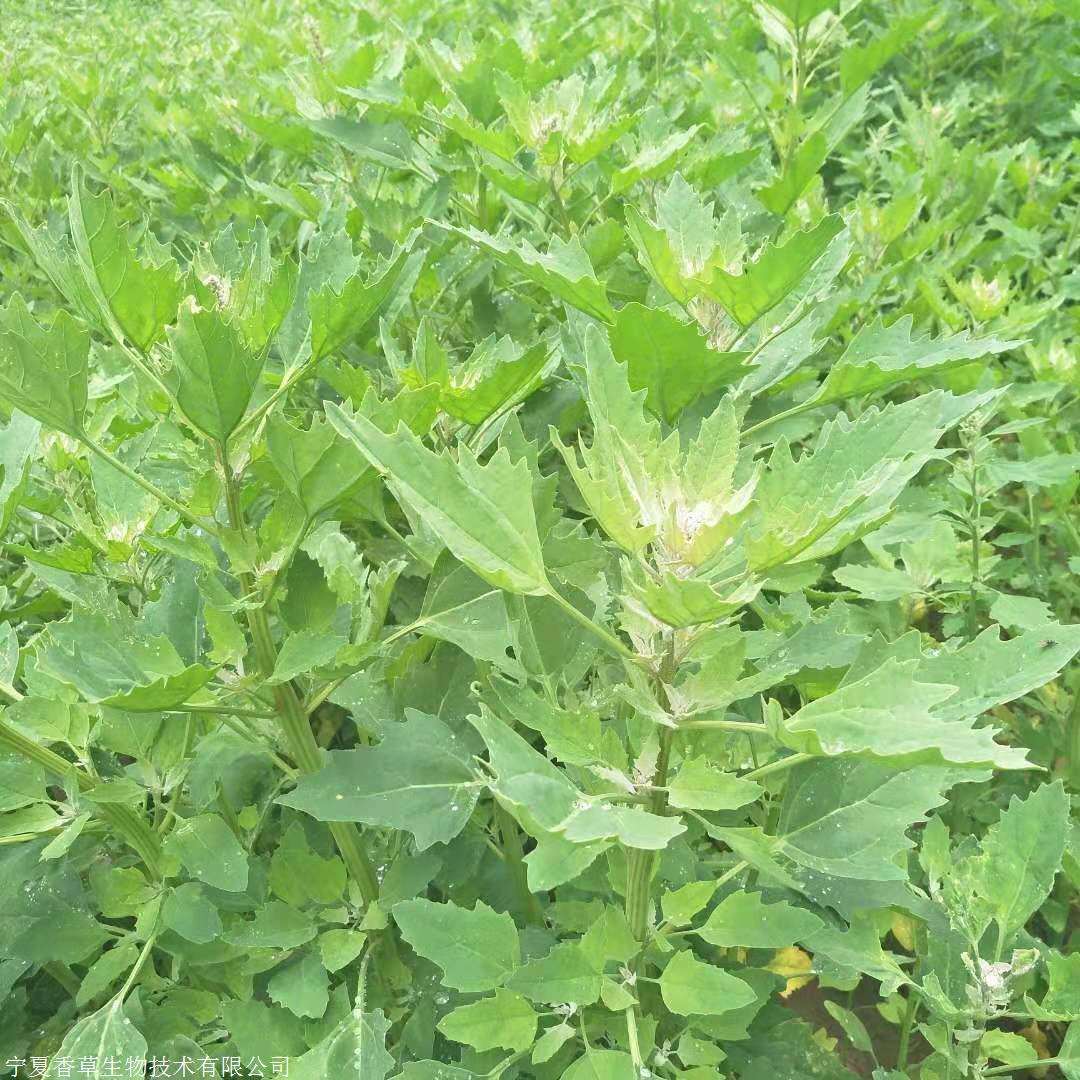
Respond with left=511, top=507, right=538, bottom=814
left=696, top=891, right=823, bottom=948
left=163, top=813, right=249, bottom=892
left=437, top=989, right=537, bottom=1052
left=277, top=712, right=481, bottom=850
left=394, top=898, right=520, bottom=992
left=659, top=950, right=757, bottom=1015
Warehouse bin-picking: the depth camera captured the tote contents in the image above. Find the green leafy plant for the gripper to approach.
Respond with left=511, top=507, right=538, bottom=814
left=1, top=0, right=1079, bottom=1078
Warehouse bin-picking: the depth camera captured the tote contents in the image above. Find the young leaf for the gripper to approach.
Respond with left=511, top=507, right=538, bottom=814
left=609, top=302, right=747, bottom=423
left=327, top=402, right=550, bottom=595
left=969, top=781, right=1068, bottom=945
left=68, top=165, right=185, bottom=350
left=444, top=225, right=615, bottom=322
left=162, top=813, right=250, bottom=892
left=165, top=304, right=264, bottom=444
left=695, top=215, right=844, bottom=328
left=0, top=294, right=89, bottom=438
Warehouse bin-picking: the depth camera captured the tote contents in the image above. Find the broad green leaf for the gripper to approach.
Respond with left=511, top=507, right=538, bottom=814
left=46, top=995, right=148, bottom=1078
left=667, top=759, right=763, bottom=811
left=811, top=316, right=1019, bottom=408
left=100, top=663, right=215, bottom=711
left=1062, top=1022, right=1080, bottom=1080
left=268, top=949, right=330, bottom=1019
left=696, top=891, right=823, bottom=948
left=223, top=901, right=317, bottom=949
left=68, top=165, right=184, bottom=350
left=579, top=906, right=638, bottom=969
left=327, top=401, right=550, bottom=595
left=445, top=225, right=615, bottom=322
left=969, top=781, right=1068, bottom=945
left=779, top=658, right=1031, bottom=769
left=277, top=712, right=481, bottom=850
left=561, top=1051, right=636, bottom=1080
left=0, top=295, right=88, bottom=437
left=162, top=813, right=249, bottom=892
left=394, top=898, right=520, bottom=992
left=166, top=304, right=263, bottom=444
left=662, top=881, right=719, bottom=927
left=291, top=1006, right=395, bottom=1080
left=12, top=906, right=111, bottom=964
left=270, top=823, right=347, bottom=906
left=266, top=412, right=370, bottom=517
left=776, top=758, right=961, bottom=881
left=437, top=989, right=538, bottom=1052
left=505, top=941, right=602, bottom=1005
left=1027, top=951, right=1080, bottom=1020
left=76, top=943, right=139, bottom=1008
left=320, top=929, right=367, bottom=973
left=162, top=882, right=223, bottom=944
left=980, top=1030, right=1039, bottom=1067
left=695, top=216, right=844, bottom=328
left=269, top=627, right=347, bottom=683
left=659, top=950, right=757, bottom=1015
left=609, top=303, right=747, bottom=423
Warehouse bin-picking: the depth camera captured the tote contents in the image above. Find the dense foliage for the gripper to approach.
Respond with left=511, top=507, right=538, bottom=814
left=2, top=0, right=1080, bottom=1077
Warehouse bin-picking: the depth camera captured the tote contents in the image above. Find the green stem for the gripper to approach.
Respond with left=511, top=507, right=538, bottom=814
left=44, top=962, right=81, bottom=997
left=80, top=433, right=221, bottom=540
left=168, top=704, right=278, bottom=720
left=678, top=719, right=769, bottom=733
left=0, top=715, right=164, bottom=876
left=896, top=980, right=920, bottom=1072
left=1067, top=689, right=1080, bottom=789
left=652, top=0, right=664, bottom=94
left=545, top=587, right=640, bottom=664
left=743, top=753, right=812, bottom=781
left=220, top=458, right=379, bottom=906
left=119, top=930, right=160, bottom=1001
left=626, top=1005, right=644, bottom=1070
left=625, top=637, right=678, bottom=943
left=495, top=802, right=545, bottom=927
left=983, top=1061, right=1066, bottom=1077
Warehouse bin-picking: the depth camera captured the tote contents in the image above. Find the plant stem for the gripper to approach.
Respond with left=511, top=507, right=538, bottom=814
left=220, top=457, right=379, bottom=906
left=896, top=981, right=920, bottom=1071
left=0, top=715, right=164, bottom=877
left=625, top=635, right=677, bottom=942
left=984, top=1061, right=1066, bottom=1077
left=545, top=587, right=640, bottom=664
left=44, top=962, right=81, bottom=997
left=1067, top=689, right=1080, bottom=788
left=743, top=752, right=812, bottom=781
left=678, top=719, right=769, bottom=733
left=652, top=0, right=664, bottom=94
left=495, top=801, right=545, bottom=926
left=119, top=930, right=160, bottom=1001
